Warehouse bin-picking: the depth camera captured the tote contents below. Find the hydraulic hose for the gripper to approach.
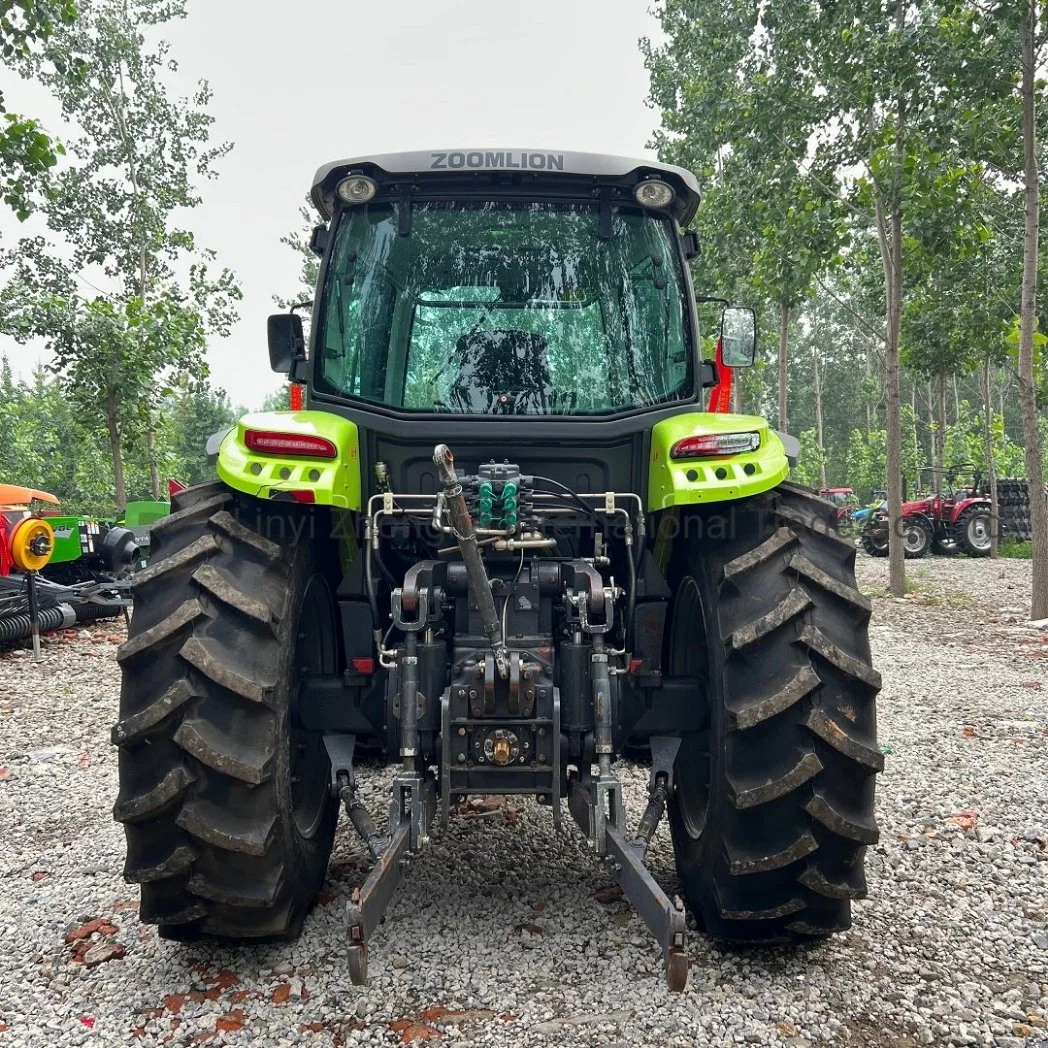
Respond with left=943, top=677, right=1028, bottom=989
left=0, top=600, right=120, bottom=644
left=625, top=527, right=637, bottom=654
left=363, top=519, right=383, bottom=651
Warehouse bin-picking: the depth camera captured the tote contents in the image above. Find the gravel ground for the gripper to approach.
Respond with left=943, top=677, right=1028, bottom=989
left=1, top=553, right=1046, bottom=1048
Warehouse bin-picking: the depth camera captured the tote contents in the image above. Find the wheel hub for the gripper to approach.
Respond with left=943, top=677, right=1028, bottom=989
left=967, top=515, right=990, bottom=551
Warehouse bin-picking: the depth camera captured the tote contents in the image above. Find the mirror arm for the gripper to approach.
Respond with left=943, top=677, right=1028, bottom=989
left=698, top=360, right=718, bottom=387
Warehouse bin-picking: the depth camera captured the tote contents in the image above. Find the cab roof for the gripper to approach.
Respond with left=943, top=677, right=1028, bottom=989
left=311, top=149, right=701, bottom=227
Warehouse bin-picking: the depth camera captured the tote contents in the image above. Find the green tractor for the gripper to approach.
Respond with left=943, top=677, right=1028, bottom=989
left=113, top=151, right=881, bottom=991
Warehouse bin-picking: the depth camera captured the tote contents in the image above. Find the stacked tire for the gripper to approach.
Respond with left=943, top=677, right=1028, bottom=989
left=998, top=478, right=1032, bottom=541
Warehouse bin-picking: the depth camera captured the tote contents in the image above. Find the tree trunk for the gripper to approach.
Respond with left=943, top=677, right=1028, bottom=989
left=885, top=200, right=905, bottom=597
left=982, top=361, right=999, bottom=559
left=935, top=370, right=947, bottom=495
left=813, top=342, right=827, bottom=489
left=147, top=424, right=161, bottom=500
left=778, top=299, right=789, bottom=433
left=733, top=365, right=745, bottom=414
left=874, top=13, right=908, bottom=599
left=911, top=383, right=918, bottom=470
left=1018, top=0, right=1047, bottom=618
left=865, top=341, right=874, bottom=434
left=952, top=374, right=961, bottom=424
left=106, top=388, right=127, bottom=514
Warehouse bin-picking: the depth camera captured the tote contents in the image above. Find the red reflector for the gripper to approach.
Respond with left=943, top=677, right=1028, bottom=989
left=289, top=383, right=304, bottom=411
left=670, top=432, right=760, bottom=459
left=244, top=429, right=336, bottom=458
left=289, top=490, right=316, bottom=503
left=351, top=657, right=375, bottom=674
left=628, top=658, right=644, bottom=675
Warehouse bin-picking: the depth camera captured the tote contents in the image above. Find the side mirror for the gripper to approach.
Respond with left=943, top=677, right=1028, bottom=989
left=721, top=307, right=756, bottom=367
left=267, top=313, right=305, bottom=374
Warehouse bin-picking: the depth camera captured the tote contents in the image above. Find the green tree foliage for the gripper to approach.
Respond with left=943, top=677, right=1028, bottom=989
left=261, top=386, right=291, bottom=412
left=646, top=0, right=1047, bottom=601
left=792, top=429, right=826, bottom=489
left=644, top=0, right=846, bottom=431
left=845, top=428, right=887, bottom=506
left=158, top=379, right=238, bottom=486
left=0, top=0, right=241, bottom=511
left=274, top=200, right=322, bottom=310
left=0, top=354, right=235, bottom=513
left=0, top=0, right=82, bottom=218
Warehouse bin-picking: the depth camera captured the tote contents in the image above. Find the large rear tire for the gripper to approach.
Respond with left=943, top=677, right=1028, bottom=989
left=859, top=518, right=888, bottom=557
left=902, top=516, right=932, bottom=559
left=955, top=507, right=992, bottom=557
left=666, top=482, right=882, bottom=942
left=112, top=482, right=339, bottom=939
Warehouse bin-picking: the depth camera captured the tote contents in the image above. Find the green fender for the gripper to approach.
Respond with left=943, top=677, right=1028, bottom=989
left=216, top=411, right=362, bottom=510
left=647, top=412, right=791, bottom=511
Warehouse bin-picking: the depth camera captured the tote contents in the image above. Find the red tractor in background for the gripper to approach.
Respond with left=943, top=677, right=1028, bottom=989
left=860, top=464, right=994, bottom=558
left=819, top=486, right=857, bottom=520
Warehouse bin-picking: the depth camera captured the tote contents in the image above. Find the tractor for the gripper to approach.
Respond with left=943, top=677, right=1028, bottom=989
left=818, top=487, right=856, bottom=520
left=818, top=487, right=859, bottom=534
left=112, top=151, right=882, bottom=991
left=860, top=464, right=994, bottom=558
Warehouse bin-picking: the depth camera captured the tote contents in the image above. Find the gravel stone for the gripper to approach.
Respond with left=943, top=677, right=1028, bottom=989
left=1, top=555, right=1046, bottom=1046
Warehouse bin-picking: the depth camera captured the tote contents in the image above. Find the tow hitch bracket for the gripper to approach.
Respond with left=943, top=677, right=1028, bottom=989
left=568, top=734, right=687, bottom=991
left=345, top=771, right=435, bottom=984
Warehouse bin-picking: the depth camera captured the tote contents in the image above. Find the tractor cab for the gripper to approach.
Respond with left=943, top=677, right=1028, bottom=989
left=262, top=151, right=760, bottom=499
left=302, top=151, right=753, bottom=412
left=818, top=486, right=857, bottom=521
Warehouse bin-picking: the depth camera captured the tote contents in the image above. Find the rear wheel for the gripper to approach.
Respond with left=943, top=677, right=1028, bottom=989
left=666, top=482, right=882, bottom=942
left=859, top=518, right=888, bottom=557
left=902, top=517, right=932, bottom=559
left=112, top=482, right=339, bottom=940
left=956, top=507, right=992, bottom=557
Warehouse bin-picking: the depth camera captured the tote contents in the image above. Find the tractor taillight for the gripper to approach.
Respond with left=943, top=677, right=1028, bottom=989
left=670, top=432, right=761, bottom=459
left=244, top=430, right=337, bottom=458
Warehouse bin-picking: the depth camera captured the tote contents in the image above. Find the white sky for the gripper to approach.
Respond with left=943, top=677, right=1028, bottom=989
left=0, top=0, right=664, bottom=409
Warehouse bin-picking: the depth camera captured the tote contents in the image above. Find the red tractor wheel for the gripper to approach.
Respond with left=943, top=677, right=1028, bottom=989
left=902, top=517, right=932, bottom=559
left=860, top=517, right=889, bottom=557
left=956, top=507, right=992, bottom=557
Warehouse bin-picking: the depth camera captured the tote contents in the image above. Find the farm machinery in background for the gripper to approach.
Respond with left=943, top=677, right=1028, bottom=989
left=818, top=487, right=859, bottom=531
left=859, top=465, right=994, bottom=558
left=118, top=488, right=177, bottom=569
left=0, top=484, right=140, bottom=650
